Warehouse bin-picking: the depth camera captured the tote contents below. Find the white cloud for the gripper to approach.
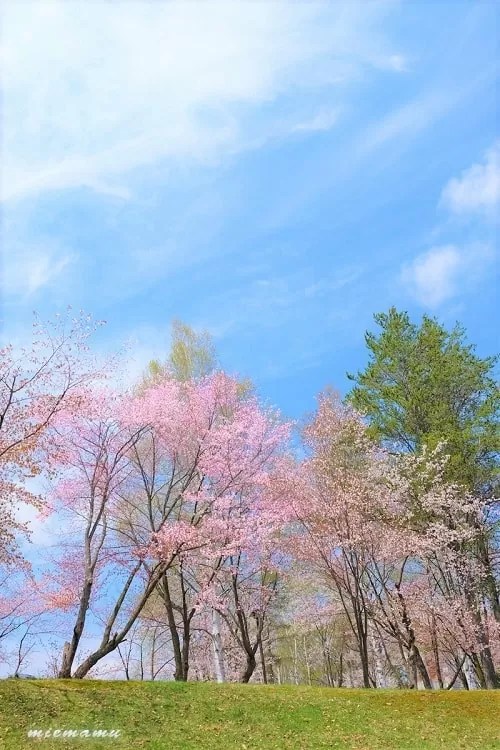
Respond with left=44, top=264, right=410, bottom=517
left=3, top=245, right=74, bottom=297
left=357, top=88, right=460, bottom=156
left=402, top=243, right=494, bottom=307
left=403, top=144, right=499, bottom=309
left=386, top=54, right=409, bottom=73
left=0, top=1, right=405, bottom=202
left=291, top=109, right=340, bottom=134
left=441, top=141, right=500, bottom=216
left=403, top=245, right=461, bottom=306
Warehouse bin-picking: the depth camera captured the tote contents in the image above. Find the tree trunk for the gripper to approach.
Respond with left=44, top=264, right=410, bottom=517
left=211, top=609, right=226, bottom=683
left=446, top=654, right=468, bottom=690
left=353, top=605, right=371, bottom=688
left=413, top=646, right=432, bottom=690
left=72, top=640, right=122, bottom=679
left=464, top=578, right=498, bottom=688
left=259, top=635, right=268, bottom=684
left=479, top=647, right=498, bottom=689
left=370, top=623, right=387, bottom=688
left=477, top=532, right=500, bottom=622
left=321, top=637, right=334, bottom=687
left=58, top=576, right=93, bottom=678
left=464, top=655, right=481, bottom=689
left=430, top=616, right=443, bottom=689
left=69, top=561, right=167, bottom=679
left=265, top=623, right=276, bottom=684
left=159, top=572, right=193, bottom=681
left=395, top=582, right=431, bottom=689
left=241, top=652, right=257, bottom=683
left=181, top=624, right=190, bottom=681
left=358, top=628, right=371, bottom=688
left=161, top=575, right=184, bottom=681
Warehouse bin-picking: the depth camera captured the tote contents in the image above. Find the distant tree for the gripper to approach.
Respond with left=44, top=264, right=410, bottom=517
left=168, top=319, right=217, bottom=381
left=140, top=319, right=252, bottom=395
left=141, top=320, right=217, bottom=390
left=347, top=308, right=499, bottom=494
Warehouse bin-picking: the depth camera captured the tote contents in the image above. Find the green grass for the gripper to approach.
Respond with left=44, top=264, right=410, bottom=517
left=0, top=680, right=498, bottom=750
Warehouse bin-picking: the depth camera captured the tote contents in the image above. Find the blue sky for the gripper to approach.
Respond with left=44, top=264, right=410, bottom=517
left=2, top=0, right=499, bottom=421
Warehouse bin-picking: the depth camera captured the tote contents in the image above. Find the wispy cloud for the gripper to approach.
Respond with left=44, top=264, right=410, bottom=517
left=291, top=109, right=340, bottom=134
left=357, top=88, right=461, bottom=157
left=1, top=1, right=405, bottom=202
left=3, top=245, right=75, bottom=298
left=196, top=264, right=363, bottom=341
left=441, top=141, right=500, bottom=217
left=402, top=243, right=494, bottom=307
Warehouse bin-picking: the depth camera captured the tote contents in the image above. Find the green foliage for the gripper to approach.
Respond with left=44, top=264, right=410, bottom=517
left=1, top=680, right=499, bottom=750
left=139, top=319, right=254, bottom=399
left=169, top=319, right=217, bottom=382
left=347, top=308, right=499, bottom=494
left=138, top=320, right=217, bottom=391
left=143, top=358, right=165, bottom=384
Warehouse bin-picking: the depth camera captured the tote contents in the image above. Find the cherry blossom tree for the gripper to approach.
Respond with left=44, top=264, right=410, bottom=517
left=46, top=372, right=290, bottom=678
left=387, top=445, right=499, bottom=688
left=0, top=310, right=104, bottom=564
left=285, top=392, right=384, bottom=687
left=282, top=391, right=499, bottom=689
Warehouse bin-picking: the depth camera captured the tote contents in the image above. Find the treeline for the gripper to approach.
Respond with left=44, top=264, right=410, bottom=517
left=0, top=311, right=498, bottom=688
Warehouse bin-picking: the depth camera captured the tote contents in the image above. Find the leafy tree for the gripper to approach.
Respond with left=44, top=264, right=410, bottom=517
left=140, top=319, right=251, bottom=397
left=347, top=308, right=500, bottom=625
left=168, top=319, right=217, bottom=381
left=141, top=320, right=217, bottom=390
left=347, top=307, right=499, bottom=495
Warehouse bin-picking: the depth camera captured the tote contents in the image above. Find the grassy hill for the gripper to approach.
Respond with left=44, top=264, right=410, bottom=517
left=0, top=680, right=498, bottom=750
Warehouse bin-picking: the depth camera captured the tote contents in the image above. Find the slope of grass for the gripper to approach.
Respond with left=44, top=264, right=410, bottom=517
left=0, top=680, right=498, bottom=750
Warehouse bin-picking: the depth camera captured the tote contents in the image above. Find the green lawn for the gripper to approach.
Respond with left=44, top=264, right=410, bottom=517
left=0, top=680, right=498, bottom=750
